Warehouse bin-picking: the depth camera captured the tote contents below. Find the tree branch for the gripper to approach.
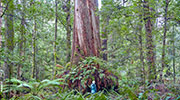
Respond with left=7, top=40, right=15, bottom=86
left=0, top=0, right=12, bottom=18
left=57, top=14, right=72, bottom=31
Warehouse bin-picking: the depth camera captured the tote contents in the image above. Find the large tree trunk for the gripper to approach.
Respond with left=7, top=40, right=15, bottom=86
left=61, top=0, right=118, bottom=93
left=71, top=0, right=101, bottom=64
left=143, top=0, right=156, bottom=81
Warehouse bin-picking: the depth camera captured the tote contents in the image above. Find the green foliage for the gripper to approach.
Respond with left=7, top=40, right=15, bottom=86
left=81, top=57, right=103, bottom=66
left=175, top=96, right=180, bottom=100
left=2, top=78, right=65, bottom=99
left=1, top=75, right=179, bottom=99
left=0, top=0, right=180, bottom=99
left=65, top=57, right=118, bottom=90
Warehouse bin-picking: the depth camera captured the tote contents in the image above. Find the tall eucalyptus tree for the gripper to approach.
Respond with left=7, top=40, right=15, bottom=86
left=71, top=0, right=101, bottom=64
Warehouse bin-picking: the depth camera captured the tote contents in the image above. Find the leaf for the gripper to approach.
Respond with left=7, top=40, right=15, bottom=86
left=138, top=90, right=149, bottom=99
left=38, top=79, right=65, bottom=91
left=175, top=96, right=180, bottom=100
left=124, top=87, right=137, bottom=100
left=165, top=96, right=172, bottom=100
left=99, top=73, right=105, bottom=79
left=18, top=83, right=33, bottom=90
left=6, top=78, right=23, bottom=84
left=24, top=93, right=42, bottom=100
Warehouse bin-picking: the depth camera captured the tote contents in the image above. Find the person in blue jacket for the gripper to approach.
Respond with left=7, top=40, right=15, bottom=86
left=91, top=81, right=97, bottom=94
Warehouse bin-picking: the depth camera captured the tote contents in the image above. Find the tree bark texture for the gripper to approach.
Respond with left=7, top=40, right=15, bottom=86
left=160, top=0, right=169, bottom=83
left=143, top=0, right=155, bottom=81
left=60, top=0, right=119, bottom=93
left=71, top=0, right=101, bottom=64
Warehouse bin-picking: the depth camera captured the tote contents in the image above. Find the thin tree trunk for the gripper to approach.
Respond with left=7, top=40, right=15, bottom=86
left=4, top=0, right=14, bottom=79
left=36, top=46, right=38, bottom=80
left=17, top=0, right=26, bottom=80
left=66, top=0, right=71, bottom=63
left=22, top=0, right=27, bottom=80
left=0, top=0, right=2, bottom=68
left=53, top=0, right=57, bottom=78
left=143, top=0, right=155, bottom=81
left=71, top=0, right=101, bottom=64
left=101, top=16, right=110, bottom=61
left=138, top=0, right=146, bottom=85
left=160, top=0, right=169, bottom=83
left=32, top=19, right=36, bottom=79
left=4, top=0, right=14, bottom=98
left=172, top=25, right=176, bottom=83
left=138, top=25, right=145, bottom=84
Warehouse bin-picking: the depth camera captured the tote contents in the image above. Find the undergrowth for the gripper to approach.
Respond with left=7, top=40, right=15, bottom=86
left=0, top=57, right=179, bottom=100
left=0, top=77, right=179, bottom=100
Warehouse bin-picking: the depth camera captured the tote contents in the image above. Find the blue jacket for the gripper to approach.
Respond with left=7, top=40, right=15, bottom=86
left=91, top=83, right=97, bottom=94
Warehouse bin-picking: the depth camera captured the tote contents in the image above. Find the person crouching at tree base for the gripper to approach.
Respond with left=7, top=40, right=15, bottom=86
left=91, top=81, right=97, bottom=94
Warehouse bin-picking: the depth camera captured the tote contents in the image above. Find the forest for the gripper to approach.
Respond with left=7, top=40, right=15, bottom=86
left=0, top=0, right=180, bottom=99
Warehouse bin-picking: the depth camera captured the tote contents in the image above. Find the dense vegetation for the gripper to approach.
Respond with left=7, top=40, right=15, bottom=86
left=0, top=0, right=180, bottom=99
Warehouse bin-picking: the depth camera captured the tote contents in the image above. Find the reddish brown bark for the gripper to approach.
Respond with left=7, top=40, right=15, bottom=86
left=71, top=0, right=101, bottom=64
left=64, top=0, right=118, bottom=93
